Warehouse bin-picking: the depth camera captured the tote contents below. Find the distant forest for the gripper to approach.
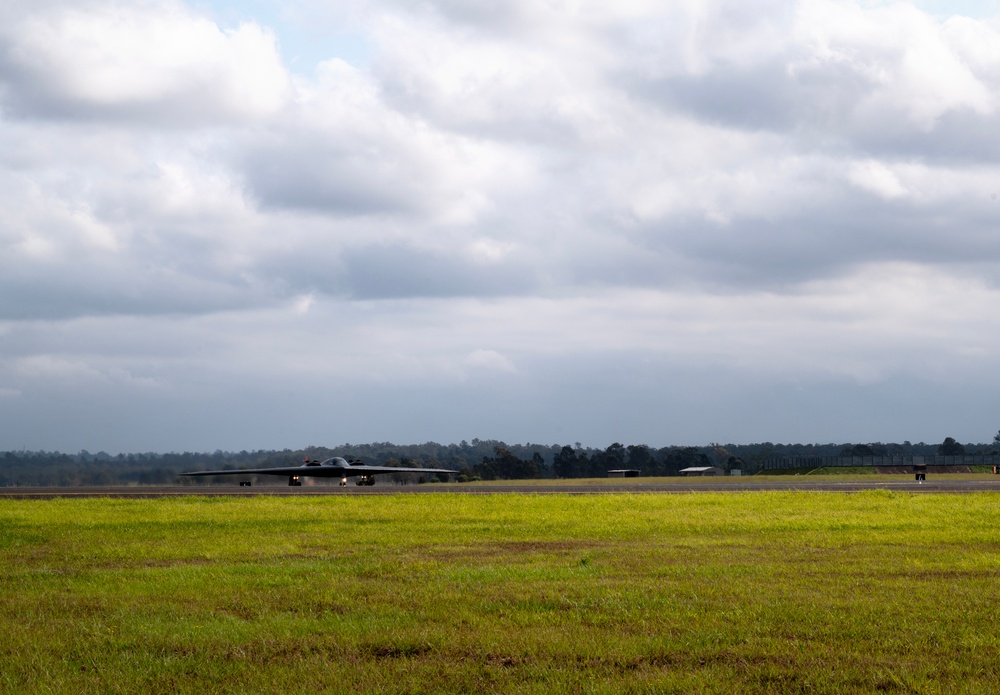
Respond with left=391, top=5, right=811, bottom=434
left=3, top=435, right=999, bottom=486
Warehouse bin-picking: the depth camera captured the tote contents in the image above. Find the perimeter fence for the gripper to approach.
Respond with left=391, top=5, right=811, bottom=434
left=759, top=454, right=1000, bottom=472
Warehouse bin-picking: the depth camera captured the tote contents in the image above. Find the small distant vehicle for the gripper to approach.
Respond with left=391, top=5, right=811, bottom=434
left=180, top=457, right=455, bottom=487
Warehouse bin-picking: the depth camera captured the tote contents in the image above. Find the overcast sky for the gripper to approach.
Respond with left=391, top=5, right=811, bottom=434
left=2, top=0, right=999, bottom=453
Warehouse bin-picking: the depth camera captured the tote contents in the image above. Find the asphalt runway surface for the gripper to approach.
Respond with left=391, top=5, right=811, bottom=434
left=3, top=478, right=1000, bottom=498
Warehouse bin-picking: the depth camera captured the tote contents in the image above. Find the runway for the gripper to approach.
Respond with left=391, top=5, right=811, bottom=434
left=3, top=477, right=1000, bottom=498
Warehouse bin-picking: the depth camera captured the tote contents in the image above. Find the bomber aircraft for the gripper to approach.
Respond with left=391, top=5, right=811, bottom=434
left=180, top=457, right=455, bottom=487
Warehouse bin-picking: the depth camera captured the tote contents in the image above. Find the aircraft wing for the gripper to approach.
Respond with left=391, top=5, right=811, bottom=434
left=342, top=465, right=456, bottom=476
left=180, top=465, right=454, bottom=478
left=179, top=465, right=339, bottom=477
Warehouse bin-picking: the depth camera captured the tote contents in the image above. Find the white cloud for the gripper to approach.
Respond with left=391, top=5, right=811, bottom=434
left=465, top=238, right=515, bottom=264
left=847, top=159, right=908, bottom=199
left=941, top=15, right=1000, bottom=75
left=15, top=355, right=104, bottom=380
left=465, top=349, right=517, bottom=374
left=293, top=294, right=315, bottom=314
left=0, top=2, right=291, bottom=123
left=238, top=56, right=534, bottom=230
left=792, top=0, right=996, bottom=131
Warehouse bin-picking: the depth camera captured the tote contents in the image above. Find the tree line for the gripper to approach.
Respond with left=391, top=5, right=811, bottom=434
left=1, top=435, right=997, bottom=486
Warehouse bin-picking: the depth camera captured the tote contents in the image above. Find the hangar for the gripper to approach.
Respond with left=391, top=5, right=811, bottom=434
left=679, top=466, right=725, bottom=477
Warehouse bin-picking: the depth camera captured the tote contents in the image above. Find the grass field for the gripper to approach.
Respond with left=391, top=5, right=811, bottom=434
left=2, top=491, right=999, bottom=693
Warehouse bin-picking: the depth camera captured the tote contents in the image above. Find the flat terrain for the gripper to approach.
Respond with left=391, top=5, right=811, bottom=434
left=2, top=490, right=1000, bottom=693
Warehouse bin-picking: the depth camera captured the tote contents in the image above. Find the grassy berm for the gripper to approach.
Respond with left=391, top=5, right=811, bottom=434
left=2, top=491, right=999, bottom=693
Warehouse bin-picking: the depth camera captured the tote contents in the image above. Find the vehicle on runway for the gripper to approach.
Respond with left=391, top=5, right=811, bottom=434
left=180, top=457, right=455, bottom=487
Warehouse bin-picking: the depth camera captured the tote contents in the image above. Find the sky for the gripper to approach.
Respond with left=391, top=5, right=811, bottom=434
left=2, top=0, right=1000, bottom=454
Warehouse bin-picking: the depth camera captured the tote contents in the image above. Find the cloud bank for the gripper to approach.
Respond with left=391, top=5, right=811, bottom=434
left=1, top=0, right=999, bottom=452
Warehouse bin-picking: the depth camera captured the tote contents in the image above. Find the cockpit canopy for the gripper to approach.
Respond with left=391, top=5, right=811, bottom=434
left=304, top=457, right=349, bottom=467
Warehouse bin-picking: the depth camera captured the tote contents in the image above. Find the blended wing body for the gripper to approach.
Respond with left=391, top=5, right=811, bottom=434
left=180, top=457, right=455, bottom=487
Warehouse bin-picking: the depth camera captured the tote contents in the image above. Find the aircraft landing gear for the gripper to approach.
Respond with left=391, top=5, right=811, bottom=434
left=289, top=476, right=301, bottom=486
left=340, top=477, right=348, bottom=487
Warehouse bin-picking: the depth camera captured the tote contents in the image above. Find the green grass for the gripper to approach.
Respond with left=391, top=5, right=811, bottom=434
left=2, top=492, right=1000, bottom=693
